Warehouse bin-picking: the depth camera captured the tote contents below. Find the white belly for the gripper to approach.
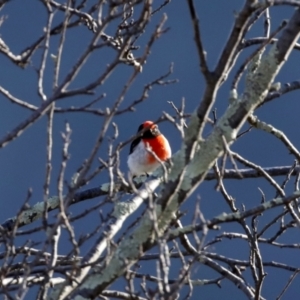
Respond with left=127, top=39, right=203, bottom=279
left=127, top=142, right=161, bottom=176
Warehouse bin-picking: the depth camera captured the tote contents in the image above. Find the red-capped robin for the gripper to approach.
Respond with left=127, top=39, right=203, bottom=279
left=128, top=121, right=171, bottom=177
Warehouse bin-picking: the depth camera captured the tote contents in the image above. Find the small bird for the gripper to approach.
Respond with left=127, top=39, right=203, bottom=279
left=128, top=121, right=171, bottom=177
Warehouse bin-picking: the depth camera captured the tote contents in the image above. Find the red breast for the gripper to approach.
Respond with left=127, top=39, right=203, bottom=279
left=142, top=135, right=171, bottom=164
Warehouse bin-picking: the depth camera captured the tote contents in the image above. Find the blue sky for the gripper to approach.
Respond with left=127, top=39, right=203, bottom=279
left=0, top=1, right=300, bottom=299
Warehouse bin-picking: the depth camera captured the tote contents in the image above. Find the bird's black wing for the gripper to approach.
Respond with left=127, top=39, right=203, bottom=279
left=129, top=123, right=144, bottom=154
left=129, top=136, right=141, bottom=154
left=129, top=124, right=144, bottom=154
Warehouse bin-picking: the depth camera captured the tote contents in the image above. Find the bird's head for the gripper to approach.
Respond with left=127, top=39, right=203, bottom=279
left=138, top=121, right=161, bottom=138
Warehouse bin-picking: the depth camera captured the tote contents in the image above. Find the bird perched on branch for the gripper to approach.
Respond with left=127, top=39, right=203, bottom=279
left=128, top=121, right=171, bottom=177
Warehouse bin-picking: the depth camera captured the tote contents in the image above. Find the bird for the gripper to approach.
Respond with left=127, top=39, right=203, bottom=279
left=127, top=121, right=171, bottom=177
